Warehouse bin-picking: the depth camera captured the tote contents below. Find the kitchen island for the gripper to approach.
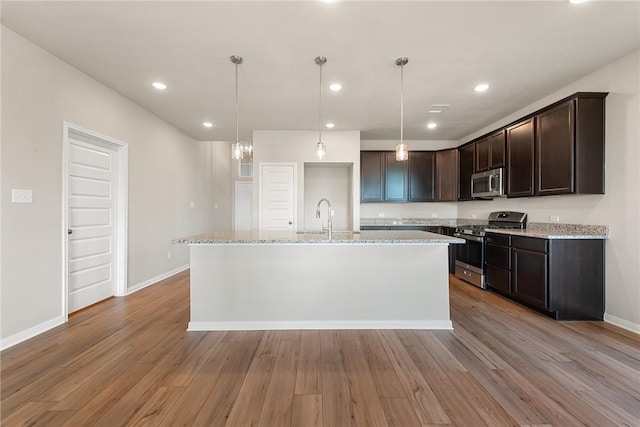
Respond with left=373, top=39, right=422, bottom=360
left=173, top=230, right=463, bottom=331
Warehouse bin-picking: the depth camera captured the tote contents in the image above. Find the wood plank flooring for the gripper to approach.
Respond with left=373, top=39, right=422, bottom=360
left=2, top=271, right=639, bottom=426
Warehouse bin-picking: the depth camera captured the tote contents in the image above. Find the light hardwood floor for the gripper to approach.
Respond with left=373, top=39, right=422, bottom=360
left=1, top=271, right=639, bottom=426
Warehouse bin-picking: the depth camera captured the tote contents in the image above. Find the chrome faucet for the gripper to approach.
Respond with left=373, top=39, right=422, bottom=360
left=315, top=198, right=333, bottom=239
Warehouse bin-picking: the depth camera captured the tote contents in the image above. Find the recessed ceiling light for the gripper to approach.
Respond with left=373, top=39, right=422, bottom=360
left=203, top=122, right=213, bottom=128
left=329, top=83, right=342, bottom=92
left=568, top=0, right=586, bottom=4
left=427, top=122, right=438, bottom=129
left=428, top=109, right=442, bottom=114
left=152, top=82, right=167, bottom=90
left=474, top=83, right=489, bottom=93
left=325, top=123, right=335, bottom=128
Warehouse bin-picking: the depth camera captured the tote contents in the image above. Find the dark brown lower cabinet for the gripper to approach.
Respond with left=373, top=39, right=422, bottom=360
left=485, top=233, right=604, bottom=320
left=512, top=246, right=548, bottom=309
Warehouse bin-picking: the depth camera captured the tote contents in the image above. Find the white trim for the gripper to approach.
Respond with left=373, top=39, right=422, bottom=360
left=0, top=315, right=66, bottom=351
left=604, top=313, right=640, bottom=334
left=127, top=264, right=189, bottom=295
left=187, top=320, right=453, bottom=331
left=62, top=122, right=129, bottom=319
left=258, top=162, right=297, bottom=231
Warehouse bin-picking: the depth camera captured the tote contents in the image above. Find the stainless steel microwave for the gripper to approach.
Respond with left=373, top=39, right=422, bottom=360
left=471, top=167, right=505, bottom=198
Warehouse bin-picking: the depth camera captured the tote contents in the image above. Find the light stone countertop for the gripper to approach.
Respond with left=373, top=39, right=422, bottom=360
left=485, top=222, right=608, bottom=240
left=173, top=230, right=465, bottom=245
left=360, top=218, right=608, bottom=239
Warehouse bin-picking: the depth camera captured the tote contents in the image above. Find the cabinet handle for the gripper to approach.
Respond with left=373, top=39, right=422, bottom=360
left=463, top=270, right=472, bottom=276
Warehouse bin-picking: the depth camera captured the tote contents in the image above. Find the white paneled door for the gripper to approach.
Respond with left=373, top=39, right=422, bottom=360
left=260, top=164, right=296, bottom=231
left=67, top=137, right=117, bottom=312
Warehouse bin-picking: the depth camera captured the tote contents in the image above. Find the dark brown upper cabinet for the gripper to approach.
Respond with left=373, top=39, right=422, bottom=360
left=360, top=151, right=385, bottom=202
left=360, top=151, right=408, bottom=203
left=435, top=148, right=458, bottom=202
left=384, top=152, right=408, bottom=202
left=536, top=94, right=606, bottom=196
left=458, top=143, right=475, bottom=201
left=408, top=151, right=435, bottom=202
left=506, top=118, right=535, bottom=197
left=476, top=130, right=506, bottom=173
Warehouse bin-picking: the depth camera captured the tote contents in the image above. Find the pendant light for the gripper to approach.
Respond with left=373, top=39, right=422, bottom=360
left=315, top=56, right=327, bottom=160
left=230, top=55, right=244, bottom=160
left=395, top=57, right=409, bottom=161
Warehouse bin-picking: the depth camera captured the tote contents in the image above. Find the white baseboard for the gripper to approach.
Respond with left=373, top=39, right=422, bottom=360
left=0, top=315, right=66, bottom=351
left=604, top=313, right=640, bottom=334
left=187, top=320, right=454, bottom=331
left=127, top=264, right=189, bottom=295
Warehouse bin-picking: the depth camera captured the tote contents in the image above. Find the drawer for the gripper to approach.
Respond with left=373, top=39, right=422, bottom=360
left=512, top=236, right=548, bottom=253
left=485, top=233, right=511, bottom=246
left=486, top=244, right=510, bottom=270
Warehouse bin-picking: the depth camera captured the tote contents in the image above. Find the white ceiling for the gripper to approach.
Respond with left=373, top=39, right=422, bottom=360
left=2, top=1, right=639, bottom=142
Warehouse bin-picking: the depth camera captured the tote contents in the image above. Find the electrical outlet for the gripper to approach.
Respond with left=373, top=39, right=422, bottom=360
left=378, top=213, right=385, bottom=218
left=549, top=215, right=560, bottom=223
left=12, top=189, right=33, bottom=204
left=190, top=201, right=195, bottom=208
left=471, top=213, right=477, bottom=219
left=431, top=213, right=439, bottom=218
left=214, top=203, right=219, bottom=209
left=167, top=251, right=172, bottom=259
left=331, top=209, right=335, bottom=216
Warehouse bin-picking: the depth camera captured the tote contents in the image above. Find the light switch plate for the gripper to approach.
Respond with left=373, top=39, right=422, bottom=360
left=12, top=189, right=33, bottom=204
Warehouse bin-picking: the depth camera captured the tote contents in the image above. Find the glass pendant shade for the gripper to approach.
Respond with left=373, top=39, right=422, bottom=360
left=231, top=142, right=243, bottom=160
left=395, top=143, right=408, bottom=161
left=316, top=141, right=326, bottom=159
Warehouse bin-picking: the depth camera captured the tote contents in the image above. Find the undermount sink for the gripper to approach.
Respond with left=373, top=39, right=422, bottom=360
left=296, top=231, right=360, bottom=235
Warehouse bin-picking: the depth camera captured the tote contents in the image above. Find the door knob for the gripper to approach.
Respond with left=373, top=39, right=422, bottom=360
left=68, top=229, right=73, bottom=235
left=288, top=220, right=293, bottom=225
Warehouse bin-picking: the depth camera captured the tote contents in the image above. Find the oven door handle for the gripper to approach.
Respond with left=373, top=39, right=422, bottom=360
left=453, top=232, right=484, bottom=243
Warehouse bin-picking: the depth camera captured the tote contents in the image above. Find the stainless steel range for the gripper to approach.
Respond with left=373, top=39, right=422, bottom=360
left=454, top=211, right=527, bottom=288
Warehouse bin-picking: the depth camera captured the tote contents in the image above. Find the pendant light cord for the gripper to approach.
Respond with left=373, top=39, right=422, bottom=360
left=235, top=60, right=239, bottom=145
left=400, top=61, right=404, bottom=145
left=318, top=60, right=323, bottom=143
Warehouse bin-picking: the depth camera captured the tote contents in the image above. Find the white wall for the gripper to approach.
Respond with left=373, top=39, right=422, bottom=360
left=457, top=50, right=640, bottom=331
left=0, top=27, right=227, bottom=346
left=304, top=164, right=352, bottom=231
left=252, top=130, right=361, bottom=231
left=361, top=140, right=458, bottom=151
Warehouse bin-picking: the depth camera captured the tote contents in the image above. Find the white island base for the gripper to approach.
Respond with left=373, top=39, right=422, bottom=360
left=187, top=242, right=452, bottom=331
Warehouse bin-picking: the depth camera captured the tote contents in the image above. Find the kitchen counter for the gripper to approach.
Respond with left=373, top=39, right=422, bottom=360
left=173, top=230, right=464, bottom=245
left=485, top=222, right=608, bottom=239
left=360, top=218, right=609, bottom=239
left=173, top=229, right=459, bottom=331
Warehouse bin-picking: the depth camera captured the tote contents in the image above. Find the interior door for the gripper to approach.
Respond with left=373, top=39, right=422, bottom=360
left=260, top=164, right=295, bottom=231
left=67, top=137, right=117, bottom=312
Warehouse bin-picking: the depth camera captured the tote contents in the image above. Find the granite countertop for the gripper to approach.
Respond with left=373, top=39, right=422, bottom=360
left=360, top=218, right=609, bottom=240
left=173, top=230, right=465, bottom=245
left=485, top=222, right=608, bottom=240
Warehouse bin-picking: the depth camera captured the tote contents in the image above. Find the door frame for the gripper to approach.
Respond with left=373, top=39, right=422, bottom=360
left=258, top=162, right=297, bottom=231
left=62, top=122, right=128, bottom=319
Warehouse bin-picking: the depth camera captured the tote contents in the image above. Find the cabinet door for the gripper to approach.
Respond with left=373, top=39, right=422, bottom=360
left=512, top=248, right=548, bottom=309
left=384, top=152, right=408, bottom=202
left=408, top=151, right=435, bottom=202
left=506, top=119, right=535, bottom=197
left=458, top=143, right=475, bottom=201
left=536, top=100, right=574, bottom=195
left=489, top=130, right=506, bottom=169
left=360, top=152, right=384, bottom=202
left=475, top=137, right=490, bottom=172
left=435, top=149, right=458, bottom=201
